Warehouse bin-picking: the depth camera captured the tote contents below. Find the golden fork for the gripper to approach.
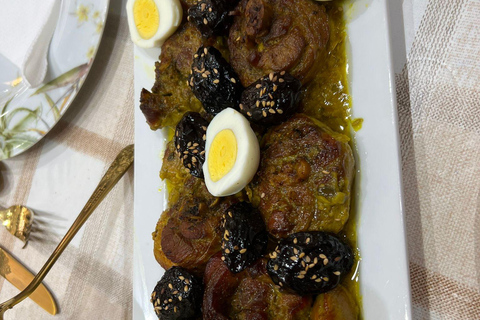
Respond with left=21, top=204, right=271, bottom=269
left=0, top=205, right=34, bottom=244
left=0, top=144, right=134, bottom=319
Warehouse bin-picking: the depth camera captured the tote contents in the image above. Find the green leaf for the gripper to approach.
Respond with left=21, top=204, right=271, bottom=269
left=5, top=107, right=42, bottom=134
left=0, top=97, right=14, bottom=132
left=44, top=93, right=61, bottom=121
left=32, top=63, right=89, bottom=95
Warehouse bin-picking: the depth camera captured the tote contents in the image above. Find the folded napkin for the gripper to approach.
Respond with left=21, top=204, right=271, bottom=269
left=0, top=0, right=61, bottom=88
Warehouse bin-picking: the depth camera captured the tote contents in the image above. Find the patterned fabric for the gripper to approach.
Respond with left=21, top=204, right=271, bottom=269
left=397, top=0, right=480, bottom=319
left=0, top=1, right=134, bottom=319
left=0, top=0, right=479, bottom=319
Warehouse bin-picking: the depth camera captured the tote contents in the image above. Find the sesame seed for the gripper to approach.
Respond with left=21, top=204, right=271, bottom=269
left=187, top=16, right=191, bottom=21
left=221, top=256, right=225, bottom=261
left=293, top=248, right=298, bottom=255
left=240, top=248, right=247, bottom=254
left=213, top=68, right=218, bottom=74
left=192, top=156, right=197, bottom=161
left=335, top=257, right=341, bottom=262
left=262, top=110, right=267, bottom=117
left=279, top=78, right=284, bottom=83
left=299, top=270, right=307, bottom=275
left=202, top=73, right=208, bottom=78
left=323, top=259, right=329, bottom=265
left=306, top=237, right=311, bottom=244
left=261, top=192, right=265, bottom=198
left=305, top=256, right=311, bottom=263
left=194, top=54, right=198, bottom=58
left=231, top=78, right=236, bottom=83
left=228, top=211, right=233, bottom=217
left=179, top=276, right=185, bottom=280
left=277, top=109, right=283, bottom=114
left=313, top=257, right=318, bottom=264
left=273, top=76, right=277, bottom=82
left=174, top=306, right=177, bottom=313
left=204, top=48, right=208, bottom=54
left=225, top=248, right=230, bottom=253
left=165, top=306, right=169, bottom=311
left=239, top=104, right=244, bottom=110
left=290, top=256, right=298, bottom=261
left=236, top=36, right=241, bottom=41
left=297, top=275, right=304, bottom=279
left=173, top=290, right=178, bottom=294
left=269, top=108, right=275, bottom=114
left=256, top=84, right=262, bottom=89
left=315, top=278, right=322, bottom=282
left=280, top=71, right=286, bottom=75
left=209, top=7, right=212, bottom=11
left=333, top=271, right=341, bottom=276
left=322, top=170, right=330, bottom=174
left=256, top=101, right=260, bottom=107
left=169, top=299, right=172, bottom=302
left=200, top=151, right=205, bottom=155
left=203, top=134, right=206, bottom=140
left=269, top=73, right=274, bottom=81
left=203, top=18, right=208, bottom=25
left=270, top=252, right=277, bottom=259
left=168, top=284, right=173, bottom=289
left=279, top=282, right=283, bottom=286
left=293, top=238, right=298, bottom=244
left=273, top=85, right=277, bottom=92
left=213, top=79, right=220, bottom=84
left=320, top=254, right=327, bottom=259
left=311, top=275, right=317, bottom=280
left=299, top=252, right=305, bottom=258
left=184, top=285, right=188, bottom=292
left=201, top=3, right=206, bottom=10
left=202, top=126, right=207, bottom=131
left=301, top=260, right=306, bottom=267
left=323, top=277, right=329, bottom=282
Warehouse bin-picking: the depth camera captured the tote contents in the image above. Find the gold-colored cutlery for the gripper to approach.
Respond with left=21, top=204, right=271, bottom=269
left=0, top=205, right=34, bottom=244
left=0, top=144, right=134, bottom=319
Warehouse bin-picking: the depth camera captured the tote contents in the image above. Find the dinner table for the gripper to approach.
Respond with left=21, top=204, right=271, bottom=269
left=0, top=0, right=478, bottom=319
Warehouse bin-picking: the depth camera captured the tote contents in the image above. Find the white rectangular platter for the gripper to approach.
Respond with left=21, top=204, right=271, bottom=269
left=133, top=0, right=412, bottom=319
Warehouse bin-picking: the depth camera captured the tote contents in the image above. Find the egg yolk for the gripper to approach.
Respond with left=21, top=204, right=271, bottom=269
left=133, top=0, right=159, bottom=39
left=208, top=129, right=238, bottom=182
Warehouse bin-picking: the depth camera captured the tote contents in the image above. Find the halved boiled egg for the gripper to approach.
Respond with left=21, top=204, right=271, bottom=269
left=126, top=0, right=182, bottom=48
left=203, top=108, right=260, bottom=197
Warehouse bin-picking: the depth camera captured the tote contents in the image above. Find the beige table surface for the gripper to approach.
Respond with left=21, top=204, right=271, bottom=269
left=0, top=0, right=479, bottom=319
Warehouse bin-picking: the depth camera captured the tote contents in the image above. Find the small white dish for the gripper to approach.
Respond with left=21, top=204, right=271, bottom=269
left=133, top=0, right=412, bottom=318
left=0, top=0, right=109, bottom=160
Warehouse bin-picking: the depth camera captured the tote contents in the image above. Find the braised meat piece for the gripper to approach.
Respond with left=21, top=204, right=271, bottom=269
left=140, top=23, right=204, bottom=130
left=203, top=254, right=312, bottom=320
left=311, top=285, right=359, bottom=320
left=228, top=0, right=329, bottom=86
left=154, top=141, right=238, bottom=276
left=249, top=114, right=355, bottom=238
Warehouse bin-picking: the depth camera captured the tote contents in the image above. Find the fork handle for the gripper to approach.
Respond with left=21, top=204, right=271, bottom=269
left=0, top=144, right=134, bottom=315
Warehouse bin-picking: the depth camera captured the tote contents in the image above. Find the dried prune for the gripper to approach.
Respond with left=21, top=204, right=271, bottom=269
left=174, top=112, right=209, bottom=178
left=239, top=71, right=302, bottom=125
left=221, top=202, right=268, bottom=273
left=187, top=0, right=239, bottom=38
left=267, top=232, right=354, bottom=295
left=189, top=46, right=243, bottom=115
left=151, top=267, right=203, bottom=320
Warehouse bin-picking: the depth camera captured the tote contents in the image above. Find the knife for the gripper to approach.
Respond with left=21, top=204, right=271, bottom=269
left=0, top=247, right=57, bottom=315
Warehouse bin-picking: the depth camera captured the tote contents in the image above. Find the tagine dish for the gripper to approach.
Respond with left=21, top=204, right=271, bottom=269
left=135, top=0, right=361, bottom=318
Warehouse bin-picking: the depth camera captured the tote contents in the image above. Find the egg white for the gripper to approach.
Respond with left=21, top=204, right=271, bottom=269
left=203, top=108, right=260, bottom=197
left=126, top=0, right=183, bottom=48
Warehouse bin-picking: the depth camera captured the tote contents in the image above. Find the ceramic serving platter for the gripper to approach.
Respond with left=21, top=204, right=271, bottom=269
left=0, top=0, right=109, bottom=160
left=133, top=0, right=412, bottom=319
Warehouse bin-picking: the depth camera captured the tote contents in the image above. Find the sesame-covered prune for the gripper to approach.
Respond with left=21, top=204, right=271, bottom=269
left=221, top=202, right=268, bottom=273
left=189, top=46, right=243, bottom=115
left=187, top=0, right=239, bottom=38
left=239, top=71, right=302, bottom=125
left=174, top=112, right=209, bottom=178
left=267, top=232, right=354, bottom=295
left=151, top=267, right=203, bottom=320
